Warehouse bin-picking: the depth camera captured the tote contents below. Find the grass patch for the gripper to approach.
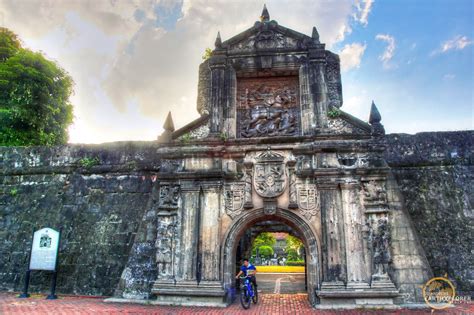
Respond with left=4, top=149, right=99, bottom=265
left=255, top=265, right=305, bottom=273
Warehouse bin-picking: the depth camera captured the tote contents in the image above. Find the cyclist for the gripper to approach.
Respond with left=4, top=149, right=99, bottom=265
left=235, top=258, right=257, bottom=288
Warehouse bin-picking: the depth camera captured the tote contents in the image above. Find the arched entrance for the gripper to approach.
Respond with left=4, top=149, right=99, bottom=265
left=222, top=207, right=321, bottom=305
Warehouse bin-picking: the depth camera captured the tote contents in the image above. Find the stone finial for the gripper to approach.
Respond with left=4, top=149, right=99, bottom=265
left=369, top=100, right=381, bottom=124
left=158, top=111, right=175, bottom=143
left=215, top=31, right=222, bottom=49
left=163, top=111, right=175, bottom=132
left=260, top=4, right=270, bottom=22
left=312, top=26, right=320, bottom=43
left=369, top=101, right=385, bottom=136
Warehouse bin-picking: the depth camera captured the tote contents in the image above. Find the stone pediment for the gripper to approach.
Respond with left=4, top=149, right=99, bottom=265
left=327, top=110, right=372, bottom=135
left=222, top=21, right=319, bottom=54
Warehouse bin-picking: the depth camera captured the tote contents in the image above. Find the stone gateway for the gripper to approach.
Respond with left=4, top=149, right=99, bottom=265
left=1, top=6, right=472, bottom=310
left=115, top=7, right=432, bottom=308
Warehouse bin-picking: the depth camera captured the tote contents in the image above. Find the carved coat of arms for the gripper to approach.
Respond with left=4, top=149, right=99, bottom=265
left=224, top=183, right=245, bottom=218
left=296, top=183, right=320, bottom=219
left=253, top=151, right=286, bottom=198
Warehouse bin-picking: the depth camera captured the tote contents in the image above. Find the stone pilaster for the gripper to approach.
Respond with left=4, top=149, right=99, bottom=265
left=208, top=52, right=227, bottom=135
left=318, top=181, right=346, bottom=287
left=243, top=160, right=254, bottom=209
left=308, top=54, right=328, bottom=129
left=287, top=158, right=298, bottom=209
left=340, top=180, right=370, bottom=288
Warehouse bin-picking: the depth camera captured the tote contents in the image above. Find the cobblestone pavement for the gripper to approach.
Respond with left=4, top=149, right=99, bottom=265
left=1, top=292, right=472, bottom=314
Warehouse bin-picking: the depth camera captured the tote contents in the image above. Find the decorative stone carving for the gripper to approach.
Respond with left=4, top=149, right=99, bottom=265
left=361, top=180, right=388, bottom=209
left=156, top=215, right=178, bottom=280
left=263, top=198, right=277, bottom=215
left=325, top=52, right=343, bottom=108
left=253, top=151, right=287, bottom=198
left=237, top=77, right=300, bottom=138
left=160, top=160, right=183, bottom=173
left=296, top=183, right=320, bottom=219
left=158, top=184, right=180, bottom=209
left=367, top=217, right=393, bottom=283
left=224, top=183, right=245, bottom=218
left=229, top=30, right=302, bottom=53
left=328, top=118, right=367, bottom=135
left=287, top=158, right=298, bottom=209
left=243, top=160, right=254, bottom=209
left=337, top=153, right=374, bottom=169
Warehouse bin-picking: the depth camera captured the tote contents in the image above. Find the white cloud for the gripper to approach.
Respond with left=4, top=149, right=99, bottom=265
left=354, top=0, right=374, bottom=26
left=375, top=33, right=396, bottom=69
left=431, top=35, right=472, bottom=55
left=339, top=42, right=367, bottom=71
left=0, top=0, right=369, bottom=143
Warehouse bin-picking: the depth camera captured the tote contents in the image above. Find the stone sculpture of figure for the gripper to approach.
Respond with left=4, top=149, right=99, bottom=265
left=371, top=218, right=391, bottom=277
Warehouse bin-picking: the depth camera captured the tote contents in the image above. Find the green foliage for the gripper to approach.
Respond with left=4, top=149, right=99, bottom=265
left=9, top=188, right=18, bottom=196
left=257, top=245, right=274, bottom=258
left=252, top=232, right=276, bottom=255
left=219, top=132, right=228, bottom=142
left=327, top=107, right=341, bottom=119
left=180, top=133, right=192, bottom=143
left=285, top=235, right=304, bottom=260
left=286, top=260, right=305, bottom=266
left=202, top=47, right=213, bottom=60
left=79, top=157, right=100, bottom=168
left=0, top=28, right=74, bottom=146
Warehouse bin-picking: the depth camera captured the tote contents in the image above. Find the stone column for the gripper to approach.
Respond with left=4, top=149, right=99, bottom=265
left=340, top=180, right=370, bottom=289
left=319, top=182, right=346, bottom=288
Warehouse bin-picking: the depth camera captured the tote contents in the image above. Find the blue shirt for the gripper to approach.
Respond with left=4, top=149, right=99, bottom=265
left=240, top=263, right=256, bottom=276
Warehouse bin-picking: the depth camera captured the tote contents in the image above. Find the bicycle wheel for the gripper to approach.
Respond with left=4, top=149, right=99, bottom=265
left=240, top=287, right=251, bottom=309
left=252, top=283, right=258, bottom=304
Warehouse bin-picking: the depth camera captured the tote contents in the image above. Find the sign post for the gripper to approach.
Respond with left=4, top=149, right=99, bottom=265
left=19, top=227, right=61, bottom=299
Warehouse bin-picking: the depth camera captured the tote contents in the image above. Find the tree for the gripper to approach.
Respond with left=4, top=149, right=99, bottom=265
left=0, top=27, right=74, bottom=146
left=285, top=235, right=304, bottom=260
left=257, top=245, right=274, bottom=259
left=251, top=232, right=276, bottom=255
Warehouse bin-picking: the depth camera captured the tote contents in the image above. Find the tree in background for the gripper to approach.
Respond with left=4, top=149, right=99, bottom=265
left=0, top=27, right=74, bottom=146
left=251, top=232, right=276, bottom=256
left=285, top=235, right=304, bottom=260
left=257, top=245, right=274, bottom=259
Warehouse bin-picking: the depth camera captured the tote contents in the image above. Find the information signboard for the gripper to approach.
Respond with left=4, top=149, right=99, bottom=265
left=29, top=228, right=60, bottom=271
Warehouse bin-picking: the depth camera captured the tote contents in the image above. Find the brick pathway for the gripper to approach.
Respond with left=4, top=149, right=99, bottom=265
left=0, top=292, right=472, bottom=314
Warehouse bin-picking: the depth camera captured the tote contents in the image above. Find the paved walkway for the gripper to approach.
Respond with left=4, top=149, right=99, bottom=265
left=257, top=273, right=306, bottom=294
left=0, top=292, right=472, bottom=314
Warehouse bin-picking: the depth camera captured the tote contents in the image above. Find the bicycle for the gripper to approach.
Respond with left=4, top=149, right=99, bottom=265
left=239, top=275, right=258, bottom=309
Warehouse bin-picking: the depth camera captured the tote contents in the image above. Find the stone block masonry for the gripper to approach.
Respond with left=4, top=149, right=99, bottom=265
left=0, top=131, right=472, bottom=299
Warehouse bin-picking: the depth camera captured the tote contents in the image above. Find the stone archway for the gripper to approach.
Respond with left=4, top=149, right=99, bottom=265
left=221, top=207, right=321, bottom=306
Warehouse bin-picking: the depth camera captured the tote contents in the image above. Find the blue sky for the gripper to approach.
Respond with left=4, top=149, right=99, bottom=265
left=0, top=0, right=472, bottom=143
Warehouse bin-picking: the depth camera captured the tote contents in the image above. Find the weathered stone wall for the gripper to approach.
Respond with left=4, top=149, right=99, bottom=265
left=0, top=131, right=472, bottom=297
left=0, top=143, right=161, bottom=296
left=384, top=131, right=474, bottom=292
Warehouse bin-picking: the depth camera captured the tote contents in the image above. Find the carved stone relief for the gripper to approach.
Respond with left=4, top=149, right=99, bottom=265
left=328, top=118, right=367, bottom=135
left=229, top=30, right=302, bottom=53
left=296, top=183, right=320, bottom=219
left=158, top=184, right=180, bottom=209
left=253, top=151, right=287, bottom=198
left=237, top=77, right=300, bottom=138
left=367, top=216, right=392, bottom=281
left=361, top=180, right=388, bottom=209
left=224, top=183, right=245, bottom=218
left=155, top=215, right=178, bottom=280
